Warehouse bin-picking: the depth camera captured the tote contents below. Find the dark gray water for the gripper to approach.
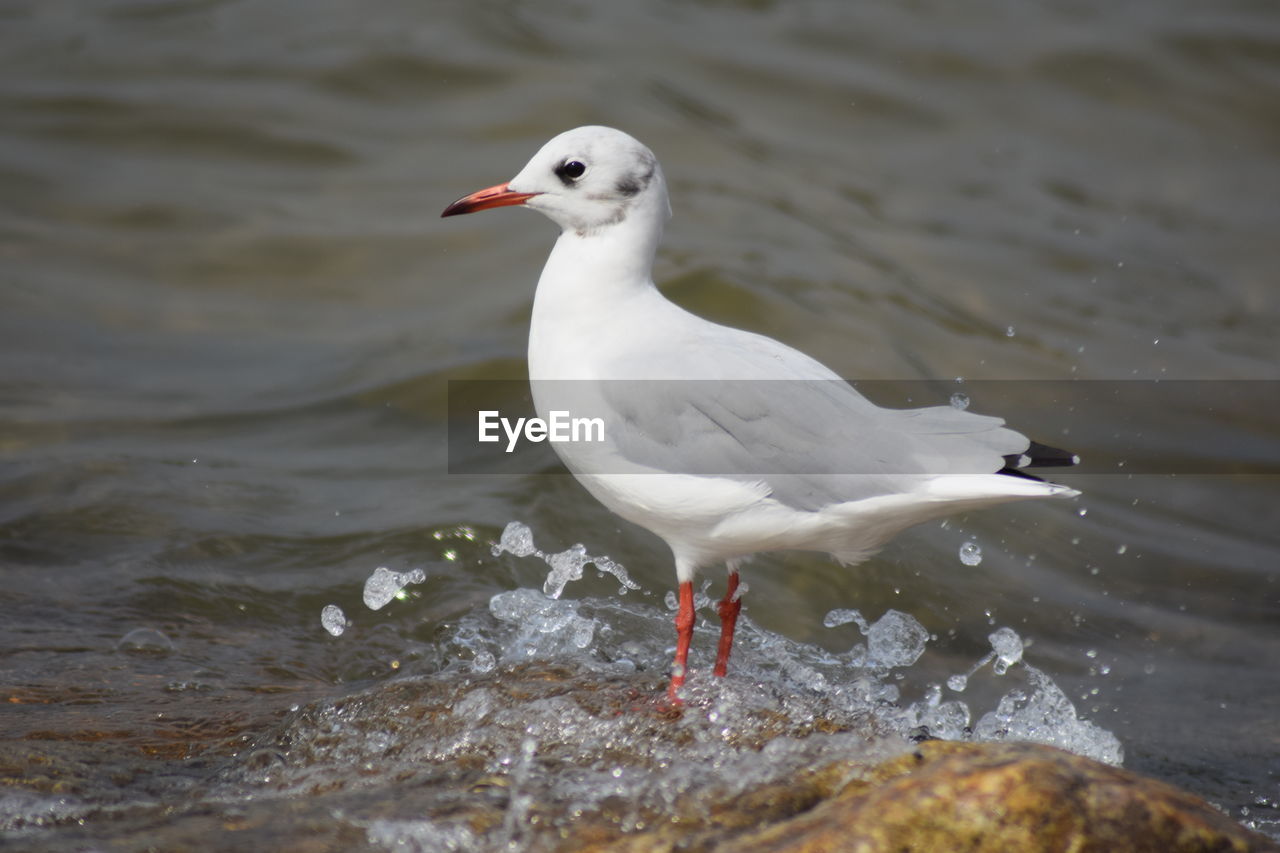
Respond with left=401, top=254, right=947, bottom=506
left=3, top=0, right=1279, bottom=846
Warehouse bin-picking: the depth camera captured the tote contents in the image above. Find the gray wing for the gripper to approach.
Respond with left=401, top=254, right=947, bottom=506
left=600, top=378, right=1031, bottom=511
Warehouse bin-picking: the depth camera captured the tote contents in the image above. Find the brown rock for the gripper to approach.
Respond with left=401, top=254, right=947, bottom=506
left=711, top=740, right=1279, bottom=853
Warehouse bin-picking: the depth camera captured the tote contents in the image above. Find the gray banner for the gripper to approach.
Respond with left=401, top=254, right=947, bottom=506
left=446, top=380, right=1278, bottom=476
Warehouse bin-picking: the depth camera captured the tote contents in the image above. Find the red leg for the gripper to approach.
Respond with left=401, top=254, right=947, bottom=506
left=714, top=570, right=741, bottom=677
left=667, top=581, right=695, bottom=701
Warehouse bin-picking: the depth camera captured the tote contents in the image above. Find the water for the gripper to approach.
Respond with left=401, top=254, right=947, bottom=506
left=490, top=520, right=639, bottom=600
left=3, top=0, right=1279, bottom=845
left=958, top=539, right=984, bottom=566
left=865, top=608, right=931, bottom=669
left=199, top=569, right=1121, bottom=850
left=988, top=626, right=1025, bottom=674
left=320, top=603, right=348, bottom=637
left=362, top=565, right=427, bottom=610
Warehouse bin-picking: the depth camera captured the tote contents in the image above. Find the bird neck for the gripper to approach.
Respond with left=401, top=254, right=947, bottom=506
left=527, top=215, right=667, bottom=380
left=533, top=215, right=663, bottom=320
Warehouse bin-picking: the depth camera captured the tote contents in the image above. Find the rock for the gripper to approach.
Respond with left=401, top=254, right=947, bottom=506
left=707, top=740, right=1279, bottom=853
left=3, top=664, right=1275, bottom=852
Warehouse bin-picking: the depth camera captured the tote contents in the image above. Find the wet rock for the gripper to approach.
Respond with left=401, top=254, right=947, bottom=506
left=703, top=740, right=1279, bottom=853
left=234, top=664, right=1274, bottom=852
left=3, top=663, right=1275, bottom=852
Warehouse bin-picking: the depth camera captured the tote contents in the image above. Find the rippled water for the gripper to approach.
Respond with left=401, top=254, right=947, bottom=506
left=3, top=0, right=1279, bottom=846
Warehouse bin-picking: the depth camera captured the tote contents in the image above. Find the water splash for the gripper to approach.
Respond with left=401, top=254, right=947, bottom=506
left=824, top=608, right=930, bottom=670
left=315, top=581, right=1123, bottom=817
left=866, top=610, right=930, bottom=669
left=500, top=738, right=538, bottom=848
left=822, top=608, right=868, bottom=631
left=321, top=522, right=1123, bottom=785
left=493, top=520, right=537, bottom=558
left=989, top=626, right=1024, bottom=675
left=489, top=588, right=599, bottom=661
left=363, top=566, right=427, bottom=611
left=320, top=604, right=347, bottom=637
left=972, top=663, right=1121, bottom=764
left=887, top=626, right=1124, bottom=764
left=492, top=521, right=640, bottom=599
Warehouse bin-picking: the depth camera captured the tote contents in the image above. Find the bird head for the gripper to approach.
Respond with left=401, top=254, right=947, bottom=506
left=442, top=126, right=670, bottom=237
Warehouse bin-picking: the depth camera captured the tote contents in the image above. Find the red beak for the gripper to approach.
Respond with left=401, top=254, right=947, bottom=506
left=441, top=182, right=536, bottom=217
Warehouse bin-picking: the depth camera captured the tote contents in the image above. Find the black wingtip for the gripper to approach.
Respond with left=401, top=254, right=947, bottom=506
left=999, top=440, right=1079, bottom=481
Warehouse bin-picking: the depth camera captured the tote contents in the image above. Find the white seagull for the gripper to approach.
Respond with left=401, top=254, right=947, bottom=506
left=443, top=126, right=1078, bottom=700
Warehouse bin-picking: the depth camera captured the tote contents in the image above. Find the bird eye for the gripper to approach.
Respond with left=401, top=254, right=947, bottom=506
left=557, top=160, right=587, bottom=181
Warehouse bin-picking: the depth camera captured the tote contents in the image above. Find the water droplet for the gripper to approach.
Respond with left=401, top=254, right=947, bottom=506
left=866, top=610, right=930, bottom=668
left=989, top=627, right=1023, bottom=675
left=1116, top=544, right=1128, bottom=555
left=363, top=566, right=424, bottom=610
left=946, top=674, right=968, bottom=692
left=823, top=608, right=866, bottom=630
left=1077, top=507, right=1088, bottom=517
left=949, top=392, right=970, bottom=410
left=492, top=521, right=538, bottom=558
left=320, top=604, right=347, bottom=637
left=958, top=541, right=983, bottom=566
left=1005, top=325, right=1016, bottom=337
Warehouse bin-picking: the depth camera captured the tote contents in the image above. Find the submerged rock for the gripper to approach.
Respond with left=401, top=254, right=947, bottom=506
left=4, top=663, right=1275, bottom=852
left=230, top=664, right=1278, bottom=852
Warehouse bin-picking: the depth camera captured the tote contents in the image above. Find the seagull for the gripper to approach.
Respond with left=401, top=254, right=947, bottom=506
left=442, top=126, right=1078, bottom=700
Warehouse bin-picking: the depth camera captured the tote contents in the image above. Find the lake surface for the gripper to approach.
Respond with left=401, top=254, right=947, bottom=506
left=3, top=0, right=1279, bottom=847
